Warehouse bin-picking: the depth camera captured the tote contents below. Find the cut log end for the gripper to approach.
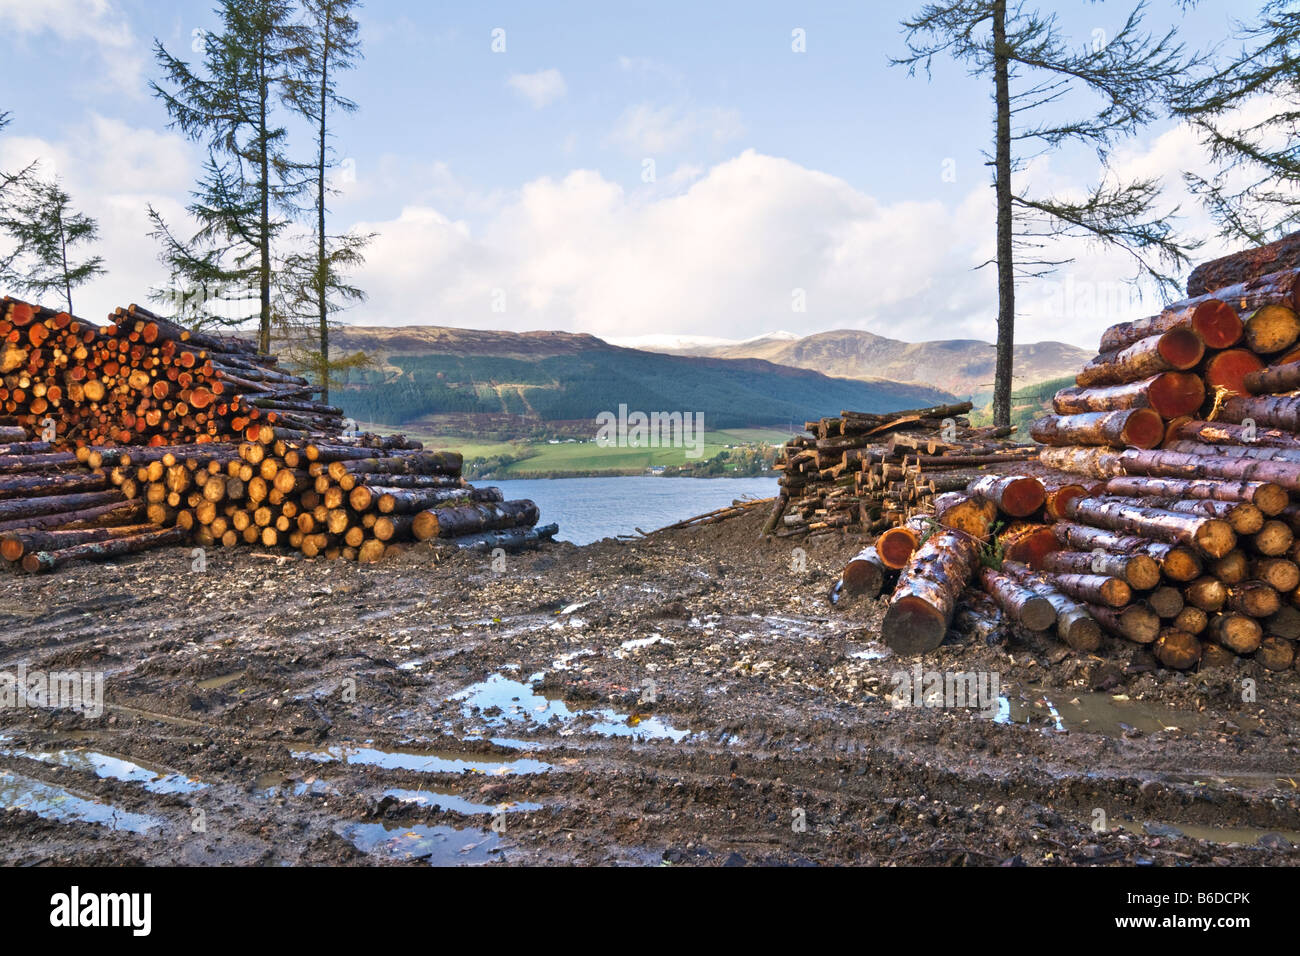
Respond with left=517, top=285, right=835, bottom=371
left=882, top=595, right=949, bottom=656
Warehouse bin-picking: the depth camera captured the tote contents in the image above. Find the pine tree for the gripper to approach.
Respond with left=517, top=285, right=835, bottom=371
left=894, top=1, right=1200, bottom=426
left=151, top=0, right=308, bottom=351
left=281, top=0, right=371, bottom=403
left=0, top=177, right=105, bottom=313
left=0, top=111, right=41, bottom=286
left=1172, top=1, right=1300, bottom=244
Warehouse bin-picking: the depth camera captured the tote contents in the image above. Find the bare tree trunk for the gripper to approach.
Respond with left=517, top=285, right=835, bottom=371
left=259, top=43, right=272, bottom=355
left=992, top=0, right=1015, bottom=428
left=317, top=16, right=331, bottom=404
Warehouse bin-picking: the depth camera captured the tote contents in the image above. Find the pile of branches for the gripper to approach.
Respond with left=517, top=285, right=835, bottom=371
left=768, top=401, right=1038, bottom=537
left=842, top=235, right=1300, bottom=673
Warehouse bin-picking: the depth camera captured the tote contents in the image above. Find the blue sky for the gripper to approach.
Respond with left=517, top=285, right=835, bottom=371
left=0, top=0, right=1265, bottom=348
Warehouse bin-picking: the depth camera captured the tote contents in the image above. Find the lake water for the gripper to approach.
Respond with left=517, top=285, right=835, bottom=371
left=491, top=476, right=779, bottom=545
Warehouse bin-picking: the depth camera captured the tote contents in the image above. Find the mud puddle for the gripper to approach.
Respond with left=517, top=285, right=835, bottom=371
left=996, top=688, right=1242, bottom=737
left=338, top=820, right=501, bottom=864
left=383, top=788, right=542, bottom=815
left=1116, top=818, right=1300, bottom=847
left=0, top=734, right=205, bottom=795
left=291, top=742, right=552, bottom=775
left=0, top=771, right=163, bottom=834
left=454, top=672, right=690, bottom=742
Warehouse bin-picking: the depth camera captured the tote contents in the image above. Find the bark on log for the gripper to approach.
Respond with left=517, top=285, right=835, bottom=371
left=0, top=523, right=155, bottom=563
left=1042, top=445, right=1300, bottom=495
left=1049, top=520, right=1202, bottom=581
left=1265, top=603, right=1300, bottom=639
left=1043, top=571, right=1131, bottom=608
left=978, top=565, right=1058, bottom=631
left=1041, top=548, right=1161, bottom=590
left=411, top=499, right=539, bottom=540
left=1063, top=496, right=1236, bottom=557
left=1030, top=409, right=1165, bottom=449
left=1102, top=476, right=1289, bottom=516
left=1187, top=232, right=1300, bottom=297
left=1075, top=329, right=1204, bottom=389
left=1168, top=266, right=1300, bottom=315
left=0, top=489, right=125, bottom=523
left=965, top=473, right=1045, bottom=517
left=1244, top=360, right=1300, bottom=396
left=1051, top=373, right=1204, bottom=419
left=1100, top=299, right=1242, bottom=353
left=23, top=526, right=188, bottom=573
left=450, top=523, right=560, bottom=553
left=1003, top=561, right=1102, bottom=651
left=882, top=526, right=986, bottom=655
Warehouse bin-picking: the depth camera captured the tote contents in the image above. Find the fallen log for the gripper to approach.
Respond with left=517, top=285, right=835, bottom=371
left=0, top=523, right=156, bottom=563
left=1207, top=612, right=1263, bottom=654
left=1043, top=571, right=1131, bottom=608
left=1088, top=602, right=1160, bottom=643
left=841, top=545, right=891, bottom=599
left=1257, top=636, right=1296, bottom=671
left=1202, top=348, right=1265, bottom=397
left=449, top=523, right=560, bottom=554
left=1153, top=629, right=1202, bottom=669
left=1049, top=520, right=1203, bottom=581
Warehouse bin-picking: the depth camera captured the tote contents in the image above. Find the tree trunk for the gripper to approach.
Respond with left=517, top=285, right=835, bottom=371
left=991, top=0, right=1014, bottom=429
left=1002, top=560, right=1102, bottom=651
left=841, top=545, right=890, bottom=599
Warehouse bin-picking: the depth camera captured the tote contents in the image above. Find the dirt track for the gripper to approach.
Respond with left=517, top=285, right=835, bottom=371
left=1, top=510, right=1298, bottom=866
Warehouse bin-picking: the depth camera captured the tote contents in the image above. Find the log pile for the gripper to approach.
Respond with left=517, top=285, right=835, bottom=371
left=840, top=234, right=1300, bottom=674
left=768, top=401, right=1039, bottom=537
left=1, top=294, right=557, bottom=571
left=2, top=298, right=340, bottom=446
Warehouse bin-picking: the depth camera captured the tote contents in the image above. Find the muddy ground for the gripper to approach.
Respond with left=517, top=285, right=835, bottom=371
left=0, top=509, right=1297, bottom=866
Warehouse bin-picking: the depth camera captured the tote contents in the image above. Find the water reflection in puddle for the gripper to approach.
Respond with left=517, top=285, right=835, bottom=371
left=0, top=771, right=163, bottom=834
left=0, top=735, right=204, bottom=795
left=290, top=742, right=552, bottom=775
left=383, top=788, right=542, bottom=815
left=994, top=689, right=1235, bottom=737
left=338, top=820, right=500, bottom=864
left=453, top=673, right=690, bottom=742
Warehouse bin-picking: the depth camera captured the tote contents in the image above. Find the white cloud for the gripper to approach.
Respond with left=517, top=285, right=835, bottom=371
left=608, top=103, right=744, bottom=155
left=0, top=113, right=196, bottom=316
left=0, top=0, right=142, bottom=94
left=506, top=69, right=567, bottom=109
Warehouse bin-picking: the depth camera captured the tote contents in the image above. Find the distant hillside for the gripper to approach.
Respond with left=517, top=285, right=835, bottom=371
left=652, top=329, right=1092, bottom=399
left=970, top=374, right=1074, bottom=437
left=322, top=326, right=956, bottom=431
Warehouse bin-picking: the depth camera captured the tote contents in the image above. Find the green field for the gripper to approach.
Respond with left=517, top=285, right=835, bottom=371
left=356, top=423, right=790, bottom=477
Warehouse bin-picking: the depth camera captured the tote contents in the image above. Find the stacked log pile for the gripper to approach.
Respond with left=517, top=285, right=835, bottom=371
left=2, top=298, right=336, bottom=447
left=768, top=401, right=1039, bottom=537
left=0, top=429, right=184, bottom=572
left=0, top=295, right=556, bottom=571
left=841, top=234, right=1300, bottom=674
